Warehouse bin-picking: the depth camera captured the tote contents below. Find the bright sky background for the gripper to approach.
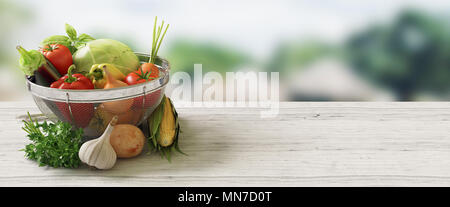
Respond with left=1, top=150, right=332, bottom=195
left=12, top=0, right=450, bottom=58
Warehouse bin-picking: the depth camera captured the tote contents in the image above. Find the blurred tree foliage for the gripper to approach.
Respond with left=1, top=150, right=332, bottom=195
left=164, top=39, right=250, bottom=75
left=266, top=40, right=338, bottom=75
left=0, top=0, right=31, bottom=64
left=347, top=9, right=450, bottom=100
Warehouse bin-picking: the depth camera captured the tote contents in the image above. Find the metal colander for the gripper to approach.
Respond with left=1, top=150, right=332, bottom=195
left=27, top=53, right=170, bottom=138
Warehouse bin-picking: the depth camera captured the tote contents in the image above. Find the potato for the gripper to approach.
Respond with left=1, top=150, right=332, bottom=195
left=110, top=124, right=145, bottom=158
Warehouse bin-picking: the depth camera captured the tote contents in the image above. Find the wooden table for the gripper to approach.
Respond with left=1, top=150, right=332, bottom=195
left=0, top=102, right=449, bottom=186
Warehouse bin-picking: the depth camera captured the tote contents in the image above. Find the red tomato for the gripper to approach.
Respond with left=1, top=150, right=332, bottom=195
left=40, top=44, right=73, bottom=76
left=124, top=63, right=160, bottom=85
left=140, top=62, right=159, bottom=75
left=125, top=63, right=161, bottom=109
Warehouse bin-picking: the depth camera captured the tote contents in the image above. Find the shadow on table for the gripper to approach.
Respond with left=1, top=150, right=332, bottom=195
left=93, top=116, right=237, bottom=176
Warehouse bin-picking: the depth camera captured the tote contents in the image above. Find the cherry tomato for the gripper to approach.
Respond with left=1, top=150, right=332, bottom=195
left=124, top=63, right=159, bottom=85
left=40, top=44, right=73, bottom=76
left=140, top=62, right=159, bottom=76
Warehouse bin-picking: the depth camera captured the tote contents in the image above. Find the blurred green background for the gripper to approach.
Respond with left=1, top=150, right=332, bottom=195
left=1, top=0, right=449, bottom=101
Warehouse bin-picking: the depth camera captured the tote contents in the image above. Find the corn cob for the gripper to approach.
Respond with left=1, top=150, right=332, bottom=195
left=147, top=95, right=185, bottom=162
left=158, top=96, right=176, bottom=146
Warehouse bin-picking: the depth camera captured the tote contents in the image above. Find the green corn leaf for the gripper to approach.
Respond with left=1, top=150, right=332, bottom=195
left=148, top=95, right=166, bottom=138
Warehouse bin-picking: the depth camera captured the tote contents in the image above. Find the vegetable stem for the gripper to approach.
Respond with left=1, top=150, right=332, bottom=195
left=64, top=65, right=77, bottom=83
left=151, top=17, right=157, bottom=63
left=155, top=24, right=169, bottom=60
left=150, top=17, right=169, bottom=64
left=16, top=46, right=32, bottom=61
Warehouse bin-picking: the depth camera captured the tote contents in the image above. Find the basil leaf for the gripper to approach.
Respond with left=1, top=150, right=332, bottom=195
left=65, top=23, right=77, bottom=41
left=41, top=35, right=71, bottom=47
left=40, top=35, right=76, bottom=53
left=41, top=23, right=94, bottom=54
left=74, top=33, right=95, bottom=48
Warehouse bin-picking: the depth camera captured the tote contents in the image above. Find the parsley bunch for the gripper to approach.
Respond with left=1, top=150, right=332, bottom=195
left=21, top=112, right=83, bottom=168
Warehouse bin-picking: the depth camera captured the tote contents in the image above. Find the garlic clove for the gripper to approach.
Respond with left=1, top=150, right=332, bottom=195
left=79, top=116, right=118, bottom=170
left=92, top=141, right=116, bottom=170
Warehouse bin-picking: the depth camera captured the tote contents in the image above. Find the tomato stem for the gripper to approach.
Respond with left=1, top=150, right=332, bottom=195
left=42, top=44, right=59, bottom=52
left=64, top=65, right=77, bottom=83
left=135, top=66, right=156, bottom=81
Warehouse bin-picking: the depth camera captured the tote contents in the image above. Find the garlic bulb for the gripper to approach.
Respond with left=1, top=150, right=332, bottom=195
left=79, top=116, right=118, bottom=170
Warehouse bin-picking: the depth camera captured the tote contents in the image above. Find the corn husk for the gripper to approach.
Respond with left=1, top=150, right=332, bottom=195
left=147, top=95, right=185, bottom=162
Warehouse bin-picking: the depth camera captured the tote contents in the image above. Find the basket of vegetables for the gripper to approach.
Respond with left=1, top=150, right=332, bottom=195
left=18, top=20, right=170, bottom=139
left=19, top=18, right=184, bottom=169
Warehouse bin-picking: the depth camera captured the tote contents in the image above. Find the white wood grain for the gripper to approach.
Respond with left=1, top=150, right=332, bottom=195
left=0, top=101, right=449, bottom=186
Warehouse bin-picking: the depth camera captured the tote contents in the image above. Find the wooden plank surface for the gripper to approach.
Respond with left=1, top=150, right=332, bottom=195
left=0, top=101, right=449, bottom=186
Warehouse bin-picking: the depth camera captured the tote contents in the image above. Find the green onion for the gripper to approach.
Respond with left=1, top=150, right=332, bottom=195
left=150, top=16, right=169, bottom=64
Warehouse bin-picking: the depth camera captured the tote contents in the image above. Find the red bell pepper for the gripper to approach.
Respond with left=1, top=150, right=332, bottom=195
left=51, top=65, right=94, bottom=128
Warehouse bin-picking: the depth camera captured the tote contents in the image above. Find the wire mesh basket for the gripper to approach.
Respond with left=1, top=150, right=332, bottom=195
left=26, top=53, right=170, bottom=138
